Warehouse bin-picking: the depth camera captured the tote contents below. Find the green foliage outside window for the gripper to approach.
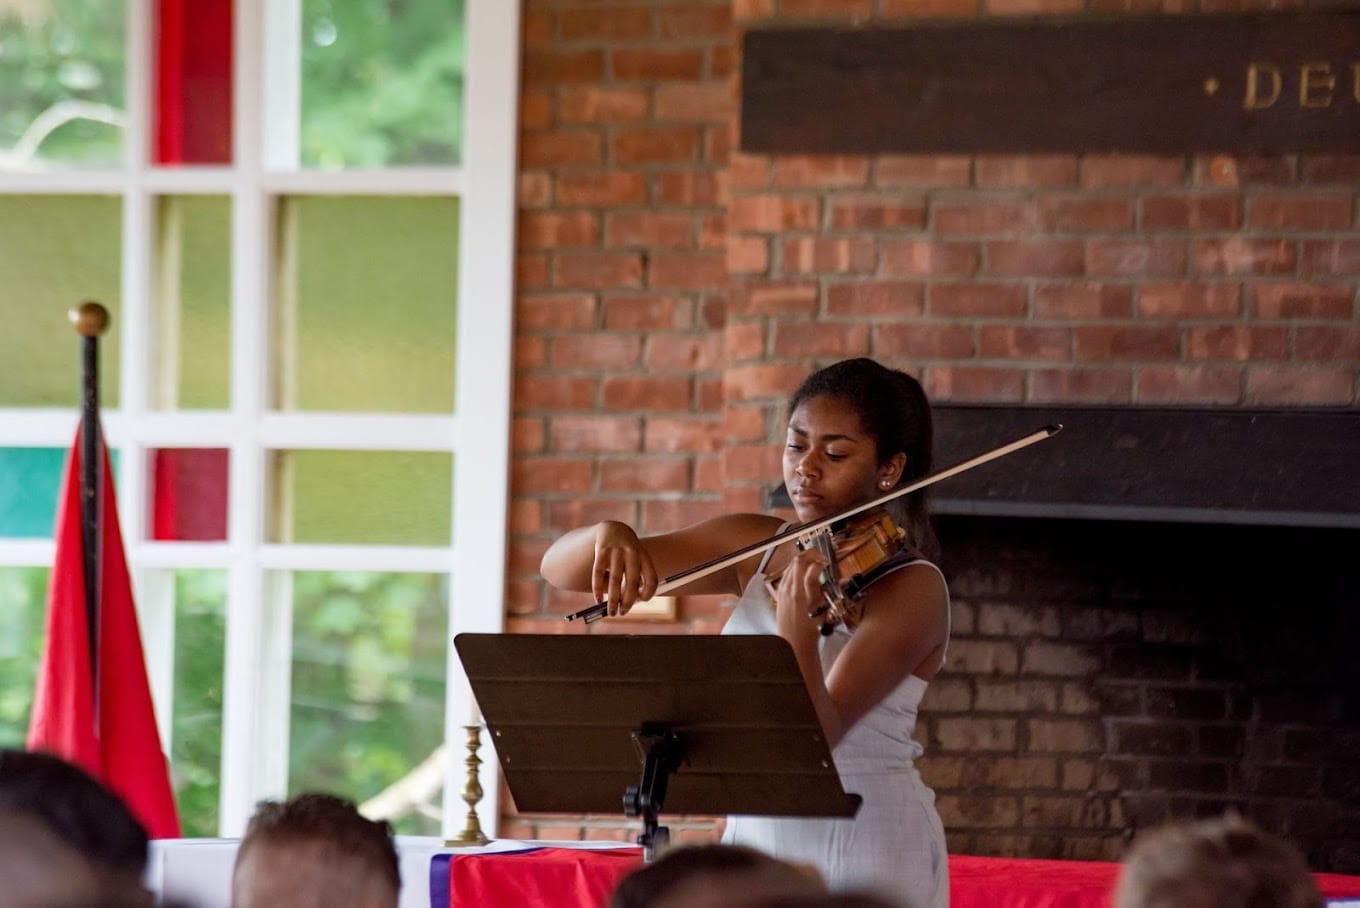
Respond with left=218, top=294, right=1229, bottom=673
left=0, top=568, right=48, bottom=746
left=166, top=570, right=453, bottom=837
left=0, top=565, right=448, bottom=836
left=290, top=571, right=448, bottom=834
left=300, top=0, right=465, bottom=167
left=2, top=0, right=466, bottom=169
left=170, top=570, right=227, bottom=837
left=0, top=0, right=125, bottom=168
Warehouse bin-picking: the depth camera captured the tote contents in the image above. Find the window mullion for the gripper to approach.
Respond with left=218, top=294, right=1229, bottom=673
left=121, top=0, right=176, bottom=755
left=219, top=0, right=274, bottom=837
left=125, top=0, right=151, bottom=172
left=121, top=182, right=164, bottom=742
left=262, top=0, right=301, bottom=172
left=0, top=540, right=56, bottom=567
left=139, top=570, right=178, bottom=753
left=119, top=190, right=151, bottom=565
left=441, top=0, right=522, bottom=839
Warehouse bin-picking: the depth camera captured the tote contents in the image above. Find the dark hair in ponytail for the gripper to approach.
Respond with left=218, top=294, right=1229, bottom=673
left=788, top=358, right=939, bottom=562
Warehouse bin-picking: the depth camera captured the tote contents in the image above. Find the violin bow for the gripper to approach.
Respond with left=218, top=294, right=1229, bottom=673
left=565, top=423, right=1062, bottom=623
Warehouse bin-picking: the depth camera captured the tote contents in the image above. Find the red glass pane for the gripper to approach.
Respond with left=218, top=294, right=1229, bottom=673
left=151, top=449, right=229, bottom=541
left=155, top=0, right=233, bottom=165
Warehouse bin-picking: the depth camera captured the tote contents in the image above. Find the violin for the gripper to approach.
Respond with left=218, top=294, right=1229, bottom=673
left=764, top=506, right=919, bottom=636
left=564, top=424, right=1062, bottom=626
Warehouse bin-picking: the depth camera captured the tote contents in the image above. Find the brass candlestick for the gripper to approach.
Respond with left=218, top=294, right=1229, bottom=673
left=444, top=724, right=491, bottom=846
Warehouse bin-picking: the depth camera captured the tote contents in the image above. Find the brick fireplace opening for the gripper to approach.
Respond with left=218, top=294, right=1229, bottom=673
left=926, top=513, right=1359, bottom=872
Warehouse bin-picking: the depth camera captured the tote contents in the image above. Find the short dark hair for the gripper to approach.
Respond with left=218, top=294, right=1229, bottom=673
left=788, top=358, right=937, bottom=560
left=748, top=895, right=904, bottom=908
left=0, top=748, right=149, bottom=875
left=609, top=843, right=822, bottom=908
left=238, top=792, right=400, bottom=894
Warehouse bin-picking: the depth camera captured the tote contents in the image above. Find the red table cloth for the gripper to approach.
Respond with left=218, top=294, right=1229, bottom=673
left=431, top=846, right=1360, bottom=908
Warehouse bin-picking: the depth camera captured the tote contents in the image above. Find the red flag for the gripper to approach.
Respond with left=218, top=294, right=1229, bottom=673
left=27, top=425, right=182, bottom=839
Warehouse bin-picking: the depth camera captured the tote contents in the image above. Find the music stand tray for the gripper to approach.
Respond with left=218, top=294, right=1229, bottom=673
left=454, top=633, right=861, bottom=859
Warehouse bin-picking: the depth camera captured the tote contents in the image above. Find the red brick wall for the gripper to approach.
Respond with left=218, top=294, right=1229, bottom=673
left=512, top=0, right=733, bottom=621
left=503, top=0, right=1360, bottom=854
left=506, top=0, right=736, bottom=842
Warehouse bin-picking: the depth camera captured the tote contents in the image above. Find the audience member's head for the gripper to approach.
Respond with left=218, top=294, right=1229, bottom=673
left=609, top=843, right=827, bottom=908
left=0, top=748, right=152, bottom=903
left=0, top=807, right=103, bottom=907
left=746, top=895, right=907, bottom=908
left=231, top=792, right=400, bottom=908
left=1114, top=813, right=1322, bottom=908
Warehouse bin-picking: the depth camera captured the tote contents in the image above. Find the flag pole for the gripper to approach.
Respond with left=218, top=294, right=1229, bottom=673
left=70, top=301, right=109, bottom=707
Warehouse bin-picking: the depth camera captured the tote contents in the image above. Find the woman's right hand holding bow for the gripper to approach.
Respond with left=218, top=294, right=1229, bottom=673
left=592, top=520, right=659, bottom=616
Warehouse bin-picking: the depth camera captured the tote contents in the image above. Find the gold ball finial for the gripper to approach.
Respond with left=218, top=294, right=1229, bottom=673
left=70, top=301, right=109, bottom=337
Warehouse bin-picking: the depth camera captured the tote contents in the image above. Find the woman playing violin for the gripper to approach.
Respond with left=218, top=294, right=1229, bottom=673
left=539, top=358, right=951, bottom=908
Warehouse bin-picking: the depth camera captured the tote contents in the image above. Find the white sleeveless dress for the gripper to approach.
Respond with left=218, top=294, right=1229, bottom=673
left=720, top=551, right=951, bottom=908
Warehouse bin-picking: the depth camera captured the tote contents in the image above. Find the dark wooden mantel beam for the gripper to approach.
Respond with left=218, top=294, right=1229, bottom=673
left=769, top=407, right=1360, bottom=529
left=741, top=13, right=1360, bottom=155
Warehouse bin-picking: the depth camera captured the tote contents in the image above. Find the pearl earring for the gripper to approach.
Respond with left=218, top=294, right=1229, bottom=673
left=880, top=480, right=891, bottom=488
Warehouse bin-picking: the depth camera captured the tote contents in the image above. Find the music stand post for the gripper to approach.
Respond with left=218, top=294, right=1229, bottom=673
left=454, top=633, right=861, bottom=863
left=626, top=725, right=686, bottom=857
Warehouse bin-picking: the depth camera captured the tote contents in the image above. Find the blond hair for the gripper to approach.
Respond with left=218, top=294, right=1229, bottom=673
left=1115, top=813, right=1321, bottom=908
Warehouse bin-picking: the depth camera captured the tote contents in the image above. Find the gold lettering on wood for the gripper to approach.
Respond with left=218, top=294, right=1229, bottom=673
left=1244, top=62, right=1282, bottom=109
left=1241, top=61, right=1360, bottom=110
left=1299, top=62, right=1336, bottom=108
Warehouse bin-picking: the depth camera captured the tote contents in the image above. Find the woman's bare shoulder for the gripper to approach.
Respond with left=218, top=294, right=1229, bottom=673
left=900, top=557, right=949, bottom=594
left=860, top=560, right=949, bottom=624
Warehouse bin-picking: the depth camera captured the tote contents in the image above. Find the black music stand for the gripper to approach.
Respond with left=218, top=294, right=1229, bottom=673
left=454, top=633, right=861, bottom=861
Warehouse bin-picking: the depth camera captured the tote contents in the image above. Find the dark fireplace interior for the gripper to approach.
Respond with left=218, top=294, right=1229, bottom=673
left=925, top=513, right=1359, bottom=872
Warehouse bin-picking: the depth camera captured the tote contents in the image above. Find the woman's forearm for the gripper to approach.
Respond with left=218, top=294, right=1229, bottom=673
left=539, top=523, right=609, bottom=591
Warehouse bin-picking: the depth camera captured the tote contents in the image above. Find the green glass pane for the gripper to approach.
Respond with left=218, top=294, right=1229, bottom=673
left=0, top=195, right=122, bottom=407
left=0, top=2, right=127, bottom=170
left=0, top=446, right=119, bottom=539
left=276, top=196, right=459, bottom=414
left=270, top=450, right=452, bottom=546
left=287, top=570, right=447, bottom=835
left=299, top=0, right=464, bottom=168
left=153, top=196, right=231, bottom=410
left=0, top=567, right=48, bottom=746
left=170, top=569, right=226, bottom=837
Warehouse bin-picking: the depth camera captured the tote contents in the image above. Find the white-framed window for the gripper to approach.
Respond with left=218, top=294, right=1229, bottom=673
left=0, top=0, right=517, bottom=837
